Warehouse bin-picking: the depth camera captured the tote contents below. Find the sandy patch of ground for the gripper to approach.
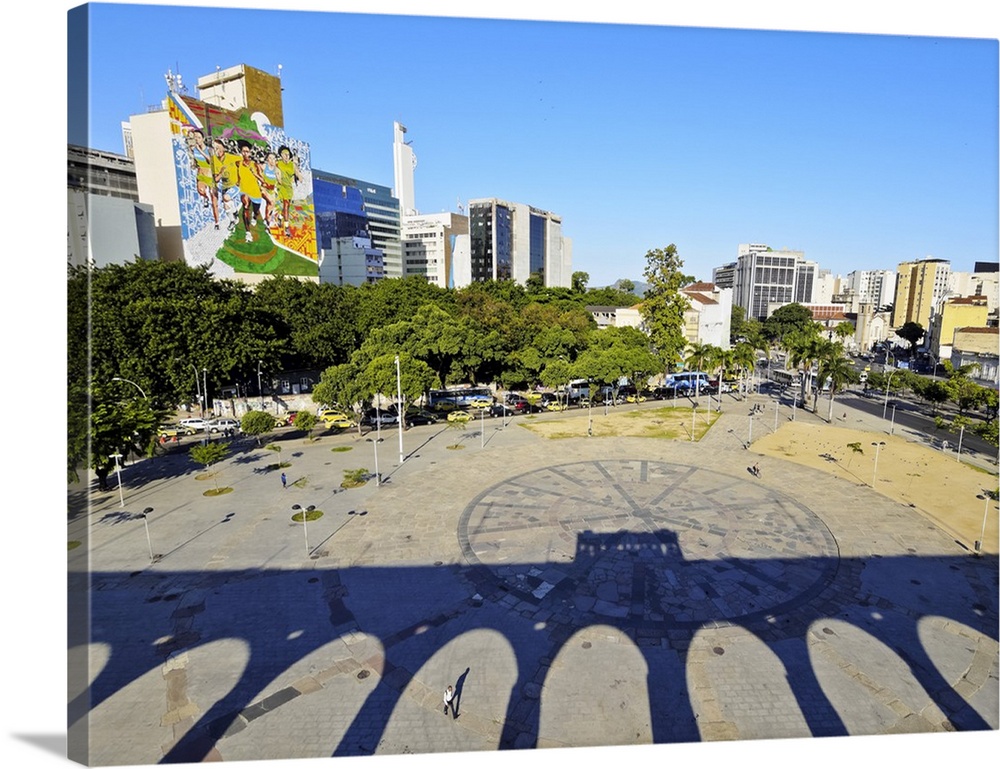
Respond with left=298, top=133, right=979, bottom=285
left=752, top=421, right=998, bottom=554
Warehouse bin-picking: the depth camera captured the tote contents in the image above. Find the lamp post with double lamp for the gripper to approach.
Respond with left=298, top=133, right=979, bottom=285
left=956, top=424, right=966, bottom=463
left=365, top=436, right=383, bottom=487
left=889, top=402, right=897, bottom=435
left=139, top=507, right=154, bottom=562
left=871, top=441, right=886, bottom=488
left=202, top=368, right=209, bottom=417
left=291, top=504, right=314, bottom=556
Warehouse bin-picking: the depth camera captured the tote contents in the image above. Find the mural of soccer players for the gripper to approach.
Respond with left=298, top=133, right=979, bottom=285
left=235, top=140, right=265, bottom=243
left=276, top=144, right=300, bottom=237
left=212, top=138, right=241, bottom=233
left=189, top=129, right=219, bottom=228
left=260, top=151, right=281, bottom=229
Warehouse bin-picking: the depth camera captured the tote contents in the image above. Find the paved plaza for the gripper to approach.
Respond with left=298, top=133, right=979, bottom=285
left=67, top=398, right=998, bottom=766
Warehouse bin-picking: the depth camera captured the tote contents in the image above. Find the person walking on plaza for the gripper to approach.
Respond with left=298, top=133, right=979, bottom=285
left=443, top=685, right=455, bottom=717
left=281, top=472, right=287, bottom=489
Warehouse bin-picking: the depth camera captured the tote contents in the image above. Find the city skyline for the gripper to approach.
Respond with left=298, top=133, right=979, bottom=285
left=71, top=1, right=998, bottom=288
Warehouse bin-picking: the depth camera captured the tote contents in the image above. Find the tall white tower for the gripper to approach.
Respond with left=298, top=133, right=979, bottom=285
left=392, top=121, right=417, bottom=216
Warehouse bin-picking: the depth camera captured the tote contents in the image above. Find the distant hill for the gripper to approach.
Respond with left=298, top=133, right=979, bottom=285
left=600, top=279, right=648, bottom=296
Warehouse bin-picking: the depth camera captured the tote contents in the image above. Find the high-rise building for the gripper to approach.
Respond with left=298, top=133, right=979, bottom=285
left=392, top=122, right=417, bottom=217
left=459, top=198, right=571, bottom=288
left=844, top=270, right=896, bottom=312
left=312, top=171, right=401, bottom=279
left=67, top=144, right=158, bottom=267
left=730, top=243, right=815, bottom=320
left=712, top=262, right=736, bottom=290
left=401, top=213, right=468, bottom=287
left=312, top=174, right=384, bottom=285
left=891, top=258, right=951, bottom=330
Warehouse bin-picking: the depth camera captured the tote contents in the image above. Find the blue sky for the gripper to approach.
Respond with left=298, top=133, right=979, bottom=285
left=70, top=1, right=998, bottom=288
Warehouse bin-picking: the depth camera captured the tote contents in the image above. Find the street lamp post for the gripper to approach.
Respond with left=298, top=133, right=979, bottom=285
left=957, top=424, right=965, bottom=463
left=882, top=369, right=897, bottom=419
left=587, top=379, right=593, bottom=437
left=395, top=355, right=404, bottom=464
left=690, top=403, right=696, bottom=442
left=366, top=437, right=383, bottom=486
left=202, top=368, right=209, bottom=417
left=257, top=360, right=264, bottom=411
left=748, top=407, right=754, bottom=446
left=774, top=400, right=779, bottom=432
left=871, top=441, right=886, bottom=488
left=140, top=507, right=154, bottom=561
left=111, top=452, right=125, bottom=508
left=480, top=406, right=485, bottom=449
left=291, top=504, right=315, bottom=556
left=111, top=376, right=147, bottom=399
left=975, top=492, right=997, bottom=555
left=890, top=403, right=897, bottom=435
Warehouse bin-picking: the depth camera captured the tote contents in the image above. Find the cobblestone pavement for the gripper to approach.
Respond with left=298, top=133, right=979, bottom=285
left=67, top=396, right=998, bottom=766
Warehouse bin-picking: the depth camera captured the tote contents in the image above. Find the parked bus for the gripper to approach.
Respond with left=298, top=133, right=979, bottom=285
left=666, top=371, right=712, bottom=393
left=772, top=369, right=801, bottom=388
left=427, top=386, right=492, bottom=411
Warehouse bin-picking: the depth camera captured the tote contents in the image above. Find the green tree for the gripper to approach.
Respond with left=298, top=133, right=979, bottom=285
left=639, top=245, right=690, bottom=374
left=763, top=303, right=816, bottom=341
left=189, top=441, right=230, bottom=490
left=785, top=330, right=828, bottom=411
left=293, top=410, right=318, bottom=439
left=364, top=352, right=436, bottom=428
left=241, top=410, right=275, bottom=447
left=313, top=360, right=371, bottom=436
left=571, top=271, right=590, bottom=293
left=817, top=344, right=859, bottom=422
left=896, top=321, right=925, bottom=356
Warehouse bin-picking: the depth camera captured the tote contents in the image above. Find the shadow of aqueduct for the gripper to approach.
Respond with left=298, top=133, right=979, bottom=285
left=69, top=523, right=998, bottom=762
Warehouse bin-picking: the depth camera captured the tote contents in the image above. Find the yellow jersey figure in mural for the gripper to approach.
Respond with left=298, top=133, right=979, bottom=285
left=236, top=140, right=264, bottom=242
left=212, top=139, right=242, bottom=233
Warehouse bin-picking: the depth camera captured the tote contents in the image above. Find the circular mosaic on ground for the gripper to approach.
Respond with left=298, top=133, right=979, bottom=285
left=458, top=459, right=840, bottom=629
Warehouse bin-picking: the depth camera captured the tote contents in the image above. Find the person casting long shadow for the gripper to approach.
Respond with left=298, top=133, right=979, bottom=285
left=453, top=667, right=470, bottom=719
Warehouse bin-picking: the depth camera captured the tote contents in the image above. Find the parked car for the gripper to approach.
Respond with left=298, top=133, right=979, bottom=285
left=446, top=410, right=472, bottom=423
left=157, top=424, right=195, bottom=438
left=324, top=414, right=355, bottom=430
left=488, top=403, right=516, bottom=418
left=405, top=410, right=439, bottom=426
left=208, top=418, right=240, bottom=434
left=361, top=409, right=399, bottom=427
left=178, top=417, right=209, bottom=432
left=283, top=411, right=300, bottom=425
left=318, top=409, right=352, bottom=425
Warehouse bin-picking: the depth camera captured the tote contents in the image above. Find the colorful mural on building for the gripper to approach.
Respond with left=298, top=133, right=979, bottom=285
left=167, top=93, right=318, bottom=277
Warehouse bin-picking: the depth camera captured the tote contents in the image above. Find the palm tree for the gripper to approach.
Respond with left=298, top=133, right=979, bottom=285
left=786, top=330, right=826, bottom=412
left=685, top=341, right=717, bottom=401
left=817, top=344, right=858, bottom=422
left=730, top=341, right=758, bottom=400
